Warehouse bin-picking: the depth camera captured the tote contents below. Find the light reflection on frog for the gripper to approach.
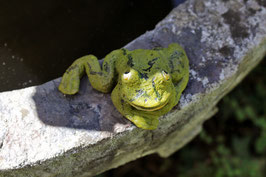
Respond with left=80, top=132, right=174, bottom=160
left=59, top=43, right=189, bottom=130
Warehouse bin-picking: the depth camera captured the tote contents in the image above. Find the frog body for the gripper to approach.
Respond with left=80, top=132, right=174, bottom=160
left=59, top=43, right=189, bottom=130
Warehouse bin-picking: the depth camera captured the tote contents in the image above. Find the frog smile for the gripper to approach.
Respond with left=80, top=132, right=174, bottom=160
left=129, top=101, right=168, bottom=111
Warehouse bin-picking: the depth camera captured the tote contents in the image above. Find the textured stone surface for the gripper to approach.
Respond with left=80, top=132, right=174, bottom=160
left=0, top=0, right=266, bottom=176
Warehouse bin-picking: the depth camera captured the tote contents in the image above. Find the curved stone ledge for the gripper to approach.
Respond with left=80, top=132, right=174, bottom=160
left=0, top=0, right=266, bottom=176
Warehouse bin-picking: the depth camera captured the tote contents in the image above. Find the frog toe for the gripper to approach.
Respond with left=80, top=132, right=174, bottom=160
left=58, top=75, right=80, bottom=95
left=127, top=114, right=159, bottom=130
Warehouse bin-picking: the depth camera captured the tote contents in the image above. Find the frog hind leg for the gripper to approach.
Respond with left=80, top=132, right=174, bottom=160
left=111, top=85, right=159, bottom=130
left=59, top=49, right=124, bottom=94
left=173, top=70, right=189, bottom=106
left=165, top=43, right=190, bottom=104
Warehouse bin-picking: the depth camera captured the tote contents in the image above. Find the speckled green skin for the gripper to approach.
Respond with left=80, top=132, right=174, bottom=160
left=59, top=43, right=189, bottom=130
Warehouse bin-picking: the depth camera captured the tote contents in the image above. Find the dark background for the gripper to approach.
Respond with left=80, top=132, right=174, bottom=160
left=0, top=0, right=185, bottom=92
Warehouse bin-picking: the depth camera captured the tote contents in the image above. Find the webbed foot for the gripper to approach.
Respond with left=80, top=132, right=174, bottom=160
left=126, top=114, right=159, bottom=130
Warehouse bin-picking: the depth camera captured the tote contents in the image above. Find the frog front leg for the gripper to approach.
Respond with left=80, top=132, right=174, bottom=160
left=59, top=50, right=124, bottom=94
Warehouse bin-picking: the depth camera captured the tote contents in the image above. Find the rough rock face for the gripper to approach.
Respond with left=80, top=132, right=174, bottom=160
left=0, top=0, right=265, bottom=176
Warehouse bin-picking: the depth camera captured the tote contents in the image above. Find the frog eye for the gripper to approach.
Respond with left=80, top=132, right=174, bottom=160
left=123, top=71, right=132, bottom=81
left=162, top=70, right=170, bottom=81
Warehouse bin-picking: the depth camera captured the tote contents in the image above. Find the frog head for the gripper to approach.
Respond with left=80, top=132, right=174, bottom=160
left=119, top=67, right=175, bottom=112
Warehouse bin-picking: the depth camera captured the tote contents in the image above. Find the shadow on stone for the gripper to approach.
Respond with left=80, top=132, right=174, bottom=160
left=32, top=77, right=130, bottom=132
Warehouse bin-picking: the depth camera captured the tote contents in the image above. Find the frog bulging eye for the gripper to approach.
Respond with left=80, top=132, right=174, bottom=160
left=123, top=71, right=132, bottom=81
left=162, top=70, right=170, bottom=81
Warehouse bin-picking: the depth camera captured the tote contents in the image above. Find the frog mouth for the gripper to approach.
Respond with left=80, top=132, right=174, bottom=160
left=129, top=101, right=168, bottom=111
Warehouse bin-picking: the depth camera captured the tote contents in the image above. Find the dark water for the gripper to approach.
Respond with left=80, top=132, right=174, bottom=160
left=0, top=0, right=185, bottom=92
